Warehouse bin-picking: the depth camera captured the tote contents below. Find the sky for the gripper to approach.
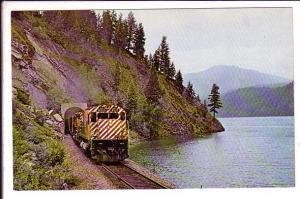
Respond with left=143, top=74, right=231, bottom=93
left=97, top=8, right=293, bottom=79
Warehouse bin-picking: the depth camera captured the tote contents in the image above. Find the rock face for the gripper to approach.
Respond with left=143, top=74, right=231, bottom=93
left=53, top=114, right=63, bottom=122
left=12, top=11, right=224, bottom=138
left=209, top=118, right=225, bottom=132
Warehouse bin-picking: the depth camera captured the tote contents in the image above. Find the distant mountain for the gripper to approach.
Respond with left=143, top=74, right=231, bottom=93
left=218, top=82, right=294, bottom=117
left=183, top=65, right=291, bottom=99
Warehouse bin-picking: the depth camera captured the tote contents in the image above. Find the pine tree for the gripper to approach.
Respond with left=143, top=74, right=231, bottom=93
left=148, top=53, right=153, bottom=68
left=208, top=84, right=223, bottom=117
left=167, top=62, right=176, bottom=79
left=43, top=11, right=70, bottom=31
left=101, top=10, right=113, bottom=44
left=203, top=99, right=208, bottom=117
left=147, top=105, right=162, bottom=138
left=79, top=11, right=99, bottom=45
left=96, top=13, right=103, bottom=44
left=196, top=95, right=201, bottom=103
left=111, top=10, right=118, bottom=32
left=159, top=36, right=171, bottom=75
left=144, top=54, right=150, bottom=66
left=186, top=81, right=196, bottom=101
left=175, top=70, right=184, bottom=92
left=126, top=12, right=137, bottom=52
left=153, top=48, right=161, bottom=71
left=145, top=68, right=162, bottom=105
left=133, top=23, right=146, bottom=59
left=113, top=14, right=127, bottom=51
left=125, top=85, right=137, bottom=120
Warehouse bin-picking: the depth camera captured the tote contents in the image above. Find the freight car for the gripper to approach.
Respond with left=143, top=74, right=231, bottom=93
left=67, top=104, right=129, bottom=162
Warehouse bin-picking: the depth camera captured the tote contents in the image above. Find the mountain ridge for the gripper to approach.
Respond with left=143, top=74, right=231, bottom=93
left=218, top=81, right=294, bottom=117
left=183, top=65, right=291, bottom=100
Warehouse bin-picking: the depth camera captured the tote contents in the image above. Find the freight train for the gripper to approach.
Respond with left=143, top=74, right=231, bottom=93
left=66, top=104, right=129, bottom=162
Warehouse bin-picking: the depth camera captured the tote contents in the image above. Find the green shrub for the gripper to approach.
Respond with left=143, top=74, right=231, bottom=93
left=13, top=101, right=78, bottom=190
left=193, top=122, right=209, bottom=136
left=34, top=111, right=45, bottom=126
left=92, top=92, right=111, bottom=105
left=13, top=127, right=32, bottom=156
left=47, top=87, right=72, bottom=106
left=46, top=139, right=65, bottom=166
left=16, top=89, right=31, bottom=105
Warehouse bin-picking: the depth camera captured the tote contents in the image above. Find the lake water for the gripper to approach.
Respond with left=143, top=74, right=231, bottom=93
left=129, top=116, right=295, bottom=188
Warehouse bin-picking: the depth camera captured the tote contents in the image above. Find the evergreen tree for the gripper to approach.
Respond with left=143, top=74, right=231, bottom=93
left=148, top=53, right=153, bottom=68
left=196, top=95, right=201, bottom=103
left=159, top=36, right=171, bottom=75
left=147, top=105, right=162, bottom=138
left=186, top=81, right=196, bottom=101
left=96, top=13, right=103, bottom=44
left=111, top=10, right=118, bottom=32
left=96, top=13, right=102, bottom=29
left=79, top=11, right=99, bottom=44
left=113, top=14, right=127, bottom=51
left=125, top=85, right=137, bottom=120
left=167, top=62, right=176, bottom=79
left=144, top=54, right=150, bottom=66
left=203, top=99, right=208, bottom=117
left=175, top=70, right=184, bottom=92
left=208, top=84, right=223, bottom=117
left=133, top=23, right=146, bottom=59
left=87, top=11, right=99, bottom=43
left=101, top=10, right=113, bottom=44
left=145, top=68, right=162, bottom=105
left=43, top=11, right=70, bottom=31
left=153, top=48, right=161, bottom=71
left=126, top=12, right=137, bottom=52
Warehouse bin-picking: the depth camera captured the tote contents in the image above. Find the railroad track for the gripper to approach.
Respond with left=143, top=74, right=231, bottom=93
left=102, top=162, right=169, bottom=189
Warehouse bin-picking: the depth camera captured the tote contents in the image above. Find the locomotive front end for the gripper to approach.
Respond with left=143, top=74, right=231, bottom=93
left=87, top=105, right=129, bottom=162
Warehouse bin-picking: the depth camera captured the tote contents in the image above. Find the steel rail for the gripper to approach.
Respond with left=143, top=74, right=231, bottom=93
left=102, top=164, right=135, bottom=189
left=120, top=162, right=169, bottom=189
left=102, top=163, right=167, bottom=189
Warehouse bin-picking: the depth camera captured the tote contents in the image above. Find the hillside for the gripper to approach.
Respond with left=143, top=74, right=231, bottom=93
left=218, top=82, right=294, bottom=117
left=183, top=65, right=291, bottom=99
left=11, top=11, right=224, bottom=189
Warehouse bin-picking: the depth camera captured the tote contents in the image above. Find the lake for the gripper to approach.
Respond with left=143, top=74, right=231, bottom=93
left=129, top=116, right=295, bottom=188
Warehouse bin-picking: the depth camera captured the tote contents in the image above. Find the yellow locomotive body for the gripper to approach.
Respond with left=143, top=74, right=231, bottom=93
left=69, top=105, right=129, bottom=162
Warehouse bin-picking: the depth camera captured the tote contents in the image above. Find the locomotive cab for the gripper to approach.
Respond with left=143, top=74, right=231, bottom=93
left=69, top=105, right=129, bottom=162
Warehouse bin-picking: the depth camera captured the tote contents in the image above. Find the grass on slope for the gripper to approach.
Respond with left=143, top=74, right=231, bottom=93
left=13, top=100, right=80, bottom=190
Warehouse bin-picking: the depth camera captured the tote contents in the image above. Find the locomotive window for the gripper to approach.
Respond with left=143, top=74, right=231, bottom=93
left=120, top=112, right=126, bottom=120
left=109, top=113, right=119, bottom=119
left=98, top=113, right=109, bottom=119
left=91, top=112, right=97, bottom=122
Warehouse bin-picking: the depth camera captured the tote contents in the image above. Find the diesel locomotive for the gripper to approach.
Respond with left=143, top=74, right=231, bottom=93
left=67, top=104, right=129, bottom=162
